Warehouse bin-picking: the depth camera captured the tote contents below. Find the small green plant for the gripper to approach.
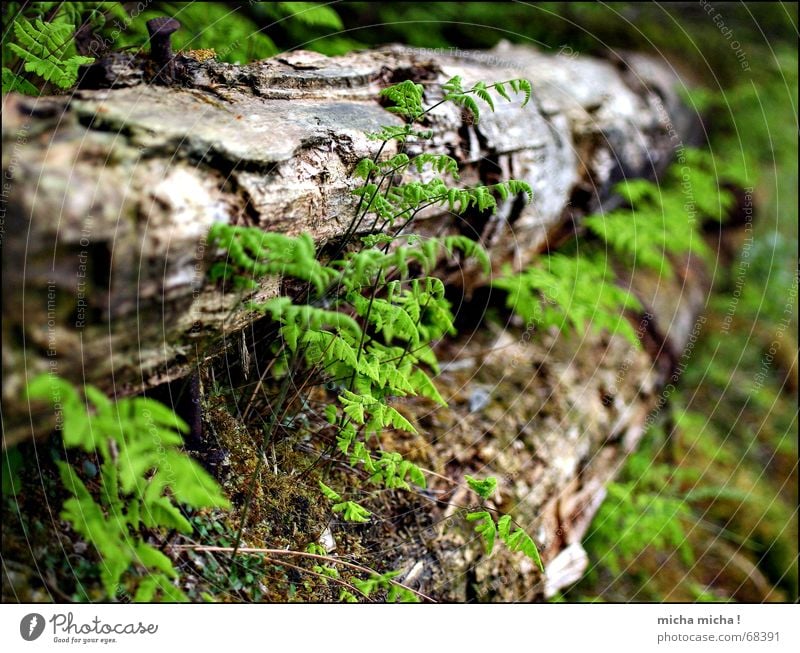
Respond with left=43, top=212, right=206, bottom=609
left=350, top=569, right=419, bottom=603
left=318, top=482, right=371, bottom=523
left=208, top=75, right=544, bottom=592
left=208, top=225, right=489, bottom=527
left=26, top=374, right=230, bottom=601
left=493, top=146, right=749, bottom=346
left=581, top=425, right=695, bottom=580
left=493, top=253, right=643, bottom=346
left=303, top=541, right=419, bottom=602
left=589, top=481, right=694, bottom=575
left=208, top=74, right=533, bottom=510
left=582, top=148, right=746, bottom=276
left=2, top=2, right=107, bottom=93
left=466, top=475, right=544, bottom=571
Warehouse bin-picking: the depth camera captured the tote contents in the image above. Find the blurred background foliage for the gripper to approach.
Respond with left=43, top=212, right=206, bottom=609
left=2, top=1, right=797, bottom=602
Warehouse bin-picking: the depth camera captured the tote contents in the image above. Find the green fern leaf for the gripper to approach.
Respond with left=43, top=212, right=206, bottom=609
left=333, top=500, right=371, bottom=523
left=443, top=75, right=464, bottom=95
left=380, top=80, right=425, bottom=119
left=472, top=81, right=495, bottom=111
left=494, top=81, right=511, bottom=102
left=384, top=405, right=417, bottom=433
left=319, top=481, right=342, bottom=502
left=462, top=95, right=481, bottom=122
left=518, top=79, right=532, bottom=106
left=135, top=542, right=178, bottom=578
left=467, top=510, right=497, bottom=554
left=498, top=521, right=544, bottom=571
left=466, top=475, right=497, bottom=500
left=142, top=496, right=192, bottom=533
left=410, top=369, right=446, bottom=406
left=497, top=514, right=513, bottom=539
left=2, top=67, right=39, bottom=95
left=277, top=2, right=343, bottom=29
left=9, top=17, right=94, bottom=89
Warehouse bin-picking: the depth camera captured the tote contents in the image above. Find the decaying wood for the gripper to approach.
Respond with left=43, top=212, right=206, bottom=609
left=2, top=43, right=696, bottom=432
left=2, top=43, right=722, bottom=599
left=379, top=248, right=712, bottom=600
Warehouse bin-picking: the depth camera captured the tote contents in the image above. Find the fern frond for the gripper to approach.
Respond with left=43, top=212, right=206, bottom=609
left=31, top=374, right=224, bottom=602
left=277, top=2, right=343, bottom=29
left=493, top=254, right=643, bottom=347
left=466, top=475, right=497, bottom=499
left=2, top=66, right=39, bottom=94
left=497, top=516, right=544, bottom=571
left=467, top=510, right=497, bottom=554
left=380, top=79, right=425, bottom=120
left=8, top=17, right=93, bottom=89
left=332, top=500, right=371, bottom=523
left=472, top=81, right=495, bottom=111
left=366, top=125, right=432, bottom=142
left=319, top=481, right=342, bottom=502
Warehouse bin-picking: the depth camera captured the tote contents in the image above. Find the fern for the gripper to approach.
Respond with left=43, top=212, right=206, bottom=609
left=466, top=510, right=544, bottom=571
left=500, top=149, right=733, bottom=346
left=668, top=148, right=738, bottom=221
left=210, top=245, right=491, bottom=524
left=497, top=515, right=544, bottom=571
left=275, top=2, right=343, bottom=29
left=6, top=16, right=94, bottom=89
left=351, top=570, right=419, bottom=603
left=208, top=226, right=334, bottom=292
left=583, top=149, right=733, bottom=276
left=467, top=511, right=497, bottom=554
left=465, top=476, right=544, bottom=572
left=583, top=425, right=697, bottom=579
left=333, top=500, right=372, bottom=523
left=372, top=75, right=532, bottom=128
left=26, top=374, right=229, bottom=601
left=493, top=253, right=643, bottom=347
left=208, top=75, right=539, bottom=600
left=465, top=474, right=496, bottom=499
left=307, top=541, right=418, bottom=603
left=587, top=483, right=694, bottom=575
left=369, top=451, right=426, bottom=489
left=442, top=76, right=532, bottom=122
left=352, top=178, right=532, bottom=228
left=2, top=66, right=39, bottom=94
left=3, top=3, right=130, bottom=94
left=380, top=79, right=426, bottom=120
left=365, top=125, right=434, bottom=144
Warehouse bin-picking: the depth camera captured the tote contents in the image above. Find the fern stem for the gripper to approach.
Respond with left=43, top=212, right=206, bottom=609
left=328, top=139, right=390, bottom=262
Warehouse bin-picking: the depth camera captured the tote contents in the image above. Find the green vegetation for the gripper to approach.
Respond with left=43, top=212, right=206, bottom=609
left=1, top=1, right=795, bottom=604
left=25, top=374, right=229, bottom=601
left=2, top=2, right=105, bottom=93
left=1, top=1, right=348, bottom=93
left=208, top=75, right=545, bottom=578
left=493, top=253, right=642, bottom=346
left=583, top=149, right=746, bottom=276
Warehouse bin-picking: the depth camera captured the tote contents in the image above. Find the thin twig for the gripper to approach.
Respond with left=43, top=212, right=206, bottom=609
left=181, top=545, right=435, bottom=603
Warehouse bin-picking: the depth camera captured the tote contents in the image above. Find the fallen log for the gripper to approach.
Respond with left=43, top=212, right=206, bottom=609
left=3, top=40, right=748, bottom=602
left=2, top=43, right=697, bottom=445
